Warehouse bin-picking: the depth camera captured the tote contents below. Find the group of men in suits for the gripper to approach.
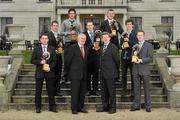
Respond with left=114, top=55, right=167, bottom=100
left=31, top=8, right=153, bottom=114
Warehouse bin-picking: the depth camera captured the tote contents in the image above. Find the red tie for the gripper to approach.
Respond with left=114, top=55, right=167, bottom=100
left=80, top=46, right=85, bottom=59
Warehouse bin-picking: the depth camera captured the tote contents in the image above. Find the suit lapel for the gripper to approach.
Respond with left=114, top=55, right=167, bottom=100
left=139, top=42, right=145, bottom=53
left=105, top=20, right=112, bottom=33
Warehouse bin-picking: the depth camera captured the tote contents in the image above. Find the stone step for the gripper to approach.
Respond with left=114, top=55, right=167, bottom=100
left=22, top=64, right=158, bottom=70
left=16, top=81, right=163, bottom=89
left=8, top=102, right=169, bottom=110
left=20, top=69, right=159, bottom=75
left=18, top=74, right=161, bottom=81
left=11, top=95, right=167, bottom=103
left=14, top=88, right=165, bottom=96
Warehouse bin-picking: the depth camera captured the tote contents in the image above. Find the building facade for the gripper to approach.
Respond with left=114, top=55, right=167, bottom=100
left=0, top=0, right=179, bottom=42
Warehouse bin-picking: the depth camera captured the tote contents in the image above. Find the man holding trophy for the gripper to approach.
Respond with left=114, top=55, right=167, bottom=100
left=100, top=9, right=124, bottom=49
left=120, top=19, right=138, bottom=97
left=48, top=21, right=63, bottom=96
left=61, top=8, right=83, bottom=83
left=31, top=33, right=57, bottom=113
left=84, top=21, right=100, bottom=96
left=130, top=30, right=153, bottom=112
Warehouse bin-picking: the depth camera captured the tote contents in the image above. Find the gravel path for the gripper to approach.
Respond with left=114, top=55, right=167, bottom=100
left=0, top=108, right=180, bottom=120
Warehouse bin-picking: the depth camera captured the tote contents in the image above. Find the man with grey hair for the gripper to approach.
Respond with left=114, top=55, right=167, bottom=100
left=66, top=33, right=89, bottom=114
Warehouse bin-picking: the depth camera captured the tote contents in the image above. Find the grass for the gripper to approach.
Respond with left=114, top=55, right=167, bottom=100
left=0, top=50, right=8, bottom=56
left=22, top=50, right=32, bottom=64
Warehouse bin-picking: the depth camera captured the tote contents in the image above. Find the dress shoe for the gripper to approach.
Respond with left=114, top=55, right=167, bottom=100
left=130, top=106, right=140, bottom=111
left=91, top=91, right=99, bottom=96
left=72, top=110, right=78, bottom=114
left=146, top=107, right=151, bottom=112
left=108, top=109, right=116, bottom=114
left=96, top=107, right=109, bottom=112
left=78, top=109, right=88, bottom=113
left=86, top=92, right=91, bottom=96
left=49, top=107, right=58, bottom=113
left=36, top=108, right=41, bottom=113
left=55, top=91, right=62, bottom=96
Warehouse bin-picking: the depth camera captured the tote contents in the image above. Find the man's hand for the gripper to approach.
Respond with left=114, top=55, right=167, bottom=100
left=134, top=59, right=142, bottom=64
left=40, top=60, right=46, bottom=64
left=124, top=37, right=129, bottom=42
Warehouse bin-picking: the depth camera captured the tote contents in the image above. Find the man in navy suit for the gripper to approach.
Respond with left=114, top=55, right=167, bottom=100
left=84, top=21, right=100, bottom=96
left=66, top=33, right=89, bottom=114
left=100, top=9, right=124, bottom=49
left=120, top=19, right=138, bottom=97
left=97, top=32, right=120, bottom=114
left=130, top=30, right=153, bottom=112
left=31, top=33, right=57, bottom=113
left=48, top=21, right=63, bottom=96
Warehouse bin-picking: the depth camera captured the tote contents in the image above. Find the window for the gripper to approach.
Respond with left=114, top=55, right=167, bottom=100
left=130, top=17, right=142, bottom=31
left=0, top=0, right=12, bottom=1
left=161, top=16, right=173, bottom=40
left=39, top=17, right=51, bottom=36
left=82, top=0, right=86, bottom=4
left=89, top=0, right=95, bottom=4
left=1, top=17, right=13, bottom=35
left=161, top=16, right=173, bottom=24
left=39, top=0, right=50, bottom=2
left=98, top=0, right=102, bottom=4
left=129, top=0, right=142, bottom=2
left=160, top=0, right=175, bottom=2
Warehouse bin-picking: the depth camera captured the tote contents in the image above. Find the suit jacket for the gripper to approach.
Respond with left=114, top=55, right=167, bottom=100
left=48, top=31, right=58, bottom=49
left=120, top=29, right=138, bottom=60
left=66, top=43, right=89, bottom=80
left=31, top=45, right=57, bottom=79
left=132, top=41, right=153, bottom=75
left=100, top=19, right=124, bottom=42
left=100, top=43, right=120, bottom=79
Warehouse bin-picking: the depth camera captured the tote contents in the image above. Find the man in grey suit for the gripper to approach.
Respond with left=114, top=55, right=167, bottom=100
left=130, top=30, right=153, bottom=112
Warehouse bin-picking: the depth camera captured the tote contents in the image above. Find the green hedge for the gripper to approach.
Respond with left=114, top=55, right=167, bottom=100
left=0, top=50, right=8, bottom=56
left=22, top=50, right=32, bottom=64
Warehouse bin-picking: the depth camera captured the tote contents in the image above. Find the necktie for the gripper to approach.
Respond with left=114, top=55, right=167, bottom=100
left=89, top=32, right=94, bottom=43
left=80, top=46, right=85, bottom=59
left=102, top=44, right=107, bottom=55
left=43, top=45, right=46, bottom=53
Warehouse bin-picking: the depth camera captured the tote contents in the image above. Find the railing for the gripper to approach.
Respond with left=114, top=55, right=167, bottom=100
left=57, top=0, right=127, bottom=7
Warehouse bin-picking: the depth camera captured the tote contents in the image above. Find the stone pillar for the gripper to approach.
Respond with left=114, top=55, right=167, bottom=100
left=123, top=13, right=127, bottom=30
left=58, top=14, right=61, bottom=26
left=168, top=55, right=180, bottom=110
left=76, top=14, right=80, bottom=22
left=0, top=56, right=11, bottom=111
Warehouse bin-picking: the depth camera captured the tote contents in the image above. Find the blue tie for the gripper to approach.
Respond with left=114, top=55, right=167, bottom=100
left=90, top=32, right=94, bottom=43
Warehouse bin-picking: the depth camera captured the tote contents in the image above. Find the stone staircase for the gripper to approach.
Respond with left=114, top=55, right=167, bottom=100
left=8, top=64, right=169, bottom=110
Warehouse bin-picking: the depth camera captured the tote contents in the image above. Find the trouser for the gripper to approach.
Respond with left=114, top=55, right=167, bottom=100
left=71, top=78, right=87, bottom=111
left=35, top=77, right=56, bottom=108
left=100, top=76, right=116, bottom=110
left=121, top=59, right=133, bottom=92
left=132, top=74, right=151, bottom=108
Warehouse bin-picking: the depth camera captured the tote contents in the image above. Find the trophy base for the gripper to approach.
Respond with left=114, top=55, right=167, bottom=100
left=123, top=42, right=129, bottom=48
left=57, top=47, right=63, bottom=54
left=132, top=56, right=139, bottom=62
left=43, top=64, right=50, bottom=72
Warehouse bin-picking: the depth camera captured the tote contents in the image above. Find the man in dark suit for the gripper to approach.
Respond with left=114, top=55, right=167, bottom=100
left=100, top=9, right=124, bottom=49
left=31, top=33, right=57, bottom=113
left=130, top=30, right=153, bottom=112
left=66, top=33, right=89, bottom=114
left=47, top=21, right=63, bottom=96
left=84, top=21, right=100, bottom=96
left=120, top=19, right=138, bottom=97
left=97, top=32, right=120, bottom=114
